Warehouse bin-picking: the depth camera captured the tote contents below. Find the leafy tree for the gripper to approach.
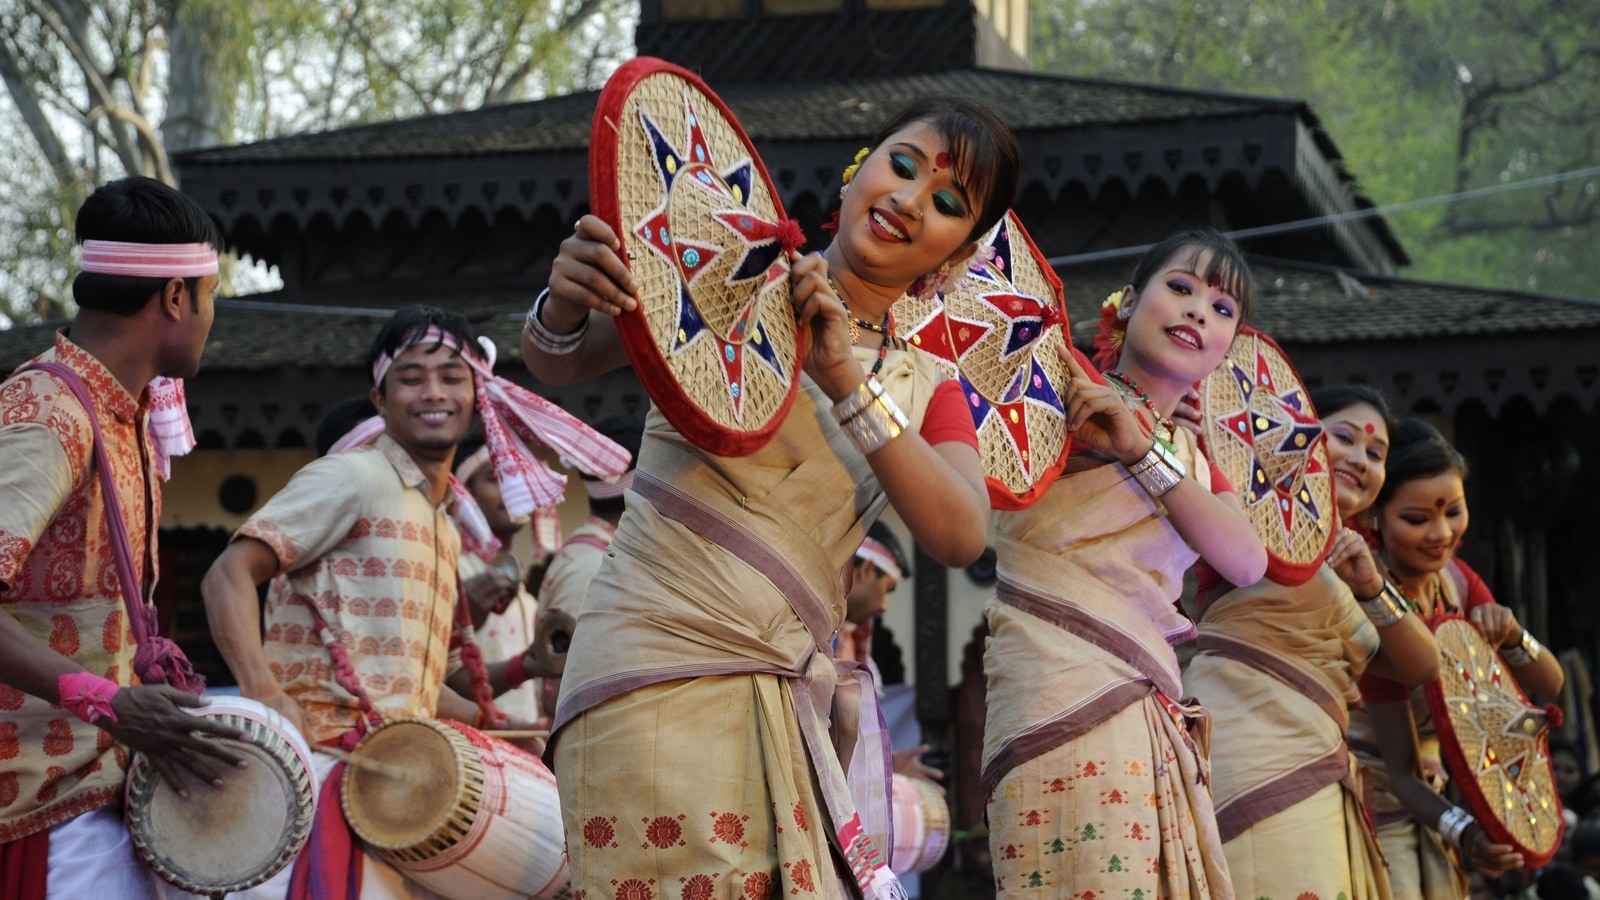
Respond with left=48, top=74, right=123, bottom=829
left=1030, top=0, right=1599, bottom=297
left=0, top=0, right=631, bottom=323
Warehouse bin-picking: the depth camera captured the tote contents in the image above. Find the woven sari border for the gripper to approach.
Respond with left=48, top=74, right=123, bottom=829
left=634, top=471, right=836, bottom=652
left=1195, top=631, right=1350, bottom=732
left=980, top=679, right=1153, bottom=797
left=996, top=578, right=1182, bottom=699
left=1214, top=743, right=1351, bottom=842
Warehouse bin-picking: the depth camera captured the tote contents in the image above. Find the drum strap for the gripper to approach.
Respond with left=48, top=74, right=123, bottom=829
left=14, top=362, right=201, bottom=692
left=300, top=602, right=382, bottom=745
left=451, top=577, right=508, bottom=729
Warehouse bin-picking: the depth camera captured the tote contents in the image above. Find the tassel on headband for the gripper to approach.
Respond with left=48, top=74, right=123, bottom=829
left=78, top=240, right=218, bottom=481
left=332, top=325, right=631, bottom=554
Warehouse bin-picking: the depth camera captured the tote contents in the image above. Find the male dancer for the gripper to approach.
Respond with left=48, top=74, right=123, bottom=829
left=0, top=177, right=241, bottom=897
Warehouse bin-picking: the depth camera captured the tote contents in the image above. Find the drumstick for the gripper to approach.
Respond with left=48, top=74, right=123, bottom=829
left=318, top=746, right=414, bottom=781
left=481, top=729, right=550, bottom=740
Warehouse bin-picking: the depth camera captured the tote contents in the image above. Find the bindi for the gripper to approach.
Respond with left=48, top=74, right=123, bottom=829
left=1364, top=423, right=1376, bottom=435
left=934, top=151, right=950, bottom=171
left=1435, top=497, right=1446, bottom=509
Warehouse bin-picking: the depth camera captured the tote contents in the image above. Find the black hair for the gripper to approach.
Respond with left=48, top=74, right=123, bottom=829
left=1310, top=384, right=1395, bottom=427
left=584, top=415, right=645, bottom=517
left=453, top=431, right=487, bottom=473
left=1128, top=229, right=1256, bottom=324
left=367, top=306, right=480, bottom=398
left=857, top=520, right=912, bottom=580
left=1537, top=866, right=1590, bottom=900
left=72, top=176, right=222, bottom=316
left=315, top=394, right=377, bottom=456
left=1571, top=820, right=1600, bottom=860
left=1373, top=418, right=1470, bottom=512
left=864, top=96, right=1020, bottom=244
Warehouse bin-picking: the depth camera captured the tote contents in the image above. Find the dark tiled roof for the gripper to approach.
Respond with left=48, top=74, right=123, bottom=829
left=1061, top=257, right=1600, bottom=346
left=175, top=68, right=1294, bottom=166
left=7, top=262, right=1593, bottom=374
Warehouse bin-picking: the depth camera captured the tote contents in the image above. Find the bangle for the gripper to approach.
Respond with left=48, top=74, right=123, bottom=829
left=832, top=376, right=882, bottom=424
left=58, top=672, right=120, bottom=725
left=504, top=653, right=532, bottom=689
left=1501, top=630, right=1542, bottom=667
left=1437, top=806, right=1475, bottom=849
left=523, top=288, right=588, bottom=354
left=833, top=377, right=908, bottom=455
left=1359, top=581, right=1409, bottom=628
left=1127, top=438, right=1186, bottom=497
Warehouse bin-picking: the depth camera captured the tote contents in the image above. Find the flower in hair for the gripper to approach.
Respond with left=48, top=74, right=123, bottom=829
left=841, top=146, right=871, bottom=186
left=1092, top=289, right=1128, bottom=370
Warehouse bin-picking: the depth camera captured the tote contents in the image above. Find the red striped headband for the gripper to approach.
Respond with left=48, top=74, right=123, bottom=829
left=854, top=537, right=903, bottom=582
left=80, top=240, right=218, bottom=278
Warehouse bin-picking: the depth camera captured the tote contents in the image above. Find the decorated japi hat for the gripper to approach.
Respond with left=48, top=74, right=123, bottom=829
left=589, top=58, right=806, bottom=457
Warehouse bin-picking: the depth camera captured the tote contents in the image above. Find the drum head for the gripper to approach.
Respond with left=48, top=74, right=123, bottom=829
left=126, top=701, right=315, bottom=894
left=895, top=212, right=1073, bottom=509
left=1198, top=325, right=1336, bottom=585
left=592, top=57, right=802, bottom=456
left=1425, top=615, right=1565, bottom=866
left=342, top=720, right=464, bottom=850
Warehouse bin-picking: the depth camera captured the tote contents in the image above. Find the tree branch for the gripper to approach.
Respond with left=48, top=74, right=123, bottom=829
left=0, top=32, right=82, bottom=196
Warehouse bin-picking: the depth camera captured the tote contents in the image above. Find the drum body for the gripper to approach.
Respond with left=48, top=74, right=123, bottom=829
left=889, top=773, right=951, bottom=875
left=341, top=717, right=569, bottom=899
left=125, top=695, right=317, bottom=895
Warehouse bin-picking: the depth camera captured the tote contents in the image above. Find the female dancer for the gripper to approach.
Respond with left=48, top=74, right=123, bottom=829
left=983, top=231, right=1268, bottom=899
left=523, top=97, right=1015, bottom=899
left=1184, top=385, right=1440, bottom=900
left=1351, top=419, right=1564, bottom=900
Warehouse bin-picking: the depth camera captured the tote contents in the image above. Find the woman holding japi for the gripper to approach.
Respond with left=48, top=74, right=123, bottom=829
left=1183, top=385, right=1440, bottom=900
left=523, top=97, right=1014, bottom=899
left=1350, top=419, right=1564, bottom=900
left=983, top=231, right=1267, bottom=899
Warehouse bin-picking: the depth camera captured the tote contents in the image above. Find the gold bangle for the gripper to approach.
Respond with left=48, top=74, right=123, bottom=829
left=839, top=391, right=908, bottom=455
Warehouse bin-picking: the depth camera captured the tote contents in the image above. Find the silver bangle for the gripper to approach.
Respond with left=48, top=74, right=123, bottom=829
left=1127, top=438, right=1186, bottom=497
left=1501, top=630, right=1542, bottom=667
left=832, top=376, right=882, bottom=424
left=523, top=288, right=588, bottom=355
left=838, top=389, right=909, bottom=456
left=1437, top=806, right=1475, bottom=850
left=1359, top=581, right=1409, bottom=628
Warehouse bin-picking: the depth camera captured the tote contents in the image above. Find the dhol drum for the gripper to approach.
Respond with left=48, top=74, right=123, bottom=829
left=889, top=773, right=951, bottom=876
left=340, top=717, right=569, bottom=899
left=125, top=695, right=317, bottom=895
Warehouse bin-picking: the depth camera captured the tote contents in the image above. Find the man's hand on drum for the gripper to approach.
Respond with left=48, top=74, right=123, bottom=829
left=788, top=251, right=866, bottom=403
left=101, top=686, right=247, bottom=798
left=546, top=215, right=637, bottom=324
left=1326, top=527, right=1385, bottom=600
left=892, top=745, right=946, bottom=795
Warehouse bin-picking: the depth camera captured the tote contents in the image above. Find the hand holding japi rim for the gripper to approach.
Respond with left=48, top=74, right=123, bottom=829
left=1056, top=339, right=1157, bottom=467
left=786, top=249, right=866, bottom=403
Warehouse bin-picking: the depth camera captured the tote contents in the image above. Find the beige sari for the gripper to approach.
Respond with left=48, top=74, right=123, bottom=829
left=552, top=347, right=938, bottom=900
left=983, top=430, right=1232, bottom=900
left=1185, top=566, right=1391, bottom=900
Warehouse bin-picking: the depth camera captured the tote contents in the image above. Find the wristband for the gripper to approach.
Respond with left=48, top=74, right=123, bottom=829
left=1437, top=806, right=1475, bottom=849
left=504, top=653, right=533, bottom=689
left=58, top=672, right=121, bottom=725
left=1127, top=438, right=1186, bottom=497
left=523, top=288, right=588, bottom=354
left=1358, top=581, right=1409, bottom=628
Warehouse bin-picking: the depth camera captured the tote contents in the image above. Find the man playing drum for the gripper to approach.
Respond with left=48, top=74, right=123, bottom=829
left=203, top=306, right=625, bottom=898
left=0, top=177, right=245, bottom=899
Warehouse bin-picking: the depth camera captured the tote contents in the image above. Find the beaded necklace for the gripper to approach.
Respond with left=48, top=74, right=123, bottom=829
left=831, top=277, right=895, bottom=377
left=1104, top=369, right=1176, bottom=435
left=1382, top=559, right=1442, bottom=616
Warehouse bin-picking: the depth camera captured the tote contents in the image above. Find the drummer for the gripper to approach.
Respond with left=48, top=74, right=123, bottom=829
left=203, top=306, right=624, bottom=898
left=0, top=176, right=244, bottom=898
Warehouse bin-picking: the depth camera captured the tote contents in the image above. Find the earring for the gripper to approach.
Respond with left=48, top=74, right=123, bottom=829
left=1115, top=286, right=1133, bottom=320
left=839, top=184, right=848, bottom=201
left=939, top=260, right=952, bottom=276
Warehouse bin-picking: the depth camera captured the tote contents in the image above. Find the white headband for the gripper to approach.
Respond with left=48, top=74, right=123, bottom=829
left=585, top=470, right=636, bottom=500
left=855, top=537, right=903, bottom=582
left=80, top=240, right=218, bottom=278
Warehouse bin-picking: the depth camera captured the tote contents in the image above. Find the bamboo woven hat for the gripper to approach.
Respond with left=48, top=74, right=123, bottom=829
left=1198, top=325, right=1336, bottom=584
left=895, top=212, right=1073, bottom=509
left=589, top=57, right=805, bottom=456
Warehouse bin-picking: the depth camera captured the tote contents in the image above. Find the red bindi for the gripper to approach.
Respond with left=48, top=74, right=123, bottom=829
left=1364, top=423, right=1376, bottom=434
left=1434, top=497, right=1446, bottom=508
left=935, top=151, right=950, bottom=170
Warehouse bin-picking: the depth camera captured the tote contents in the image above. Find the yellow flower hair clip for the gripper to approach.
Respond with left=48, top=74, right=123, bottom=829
left=841, top=147, right=871, bottom=185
